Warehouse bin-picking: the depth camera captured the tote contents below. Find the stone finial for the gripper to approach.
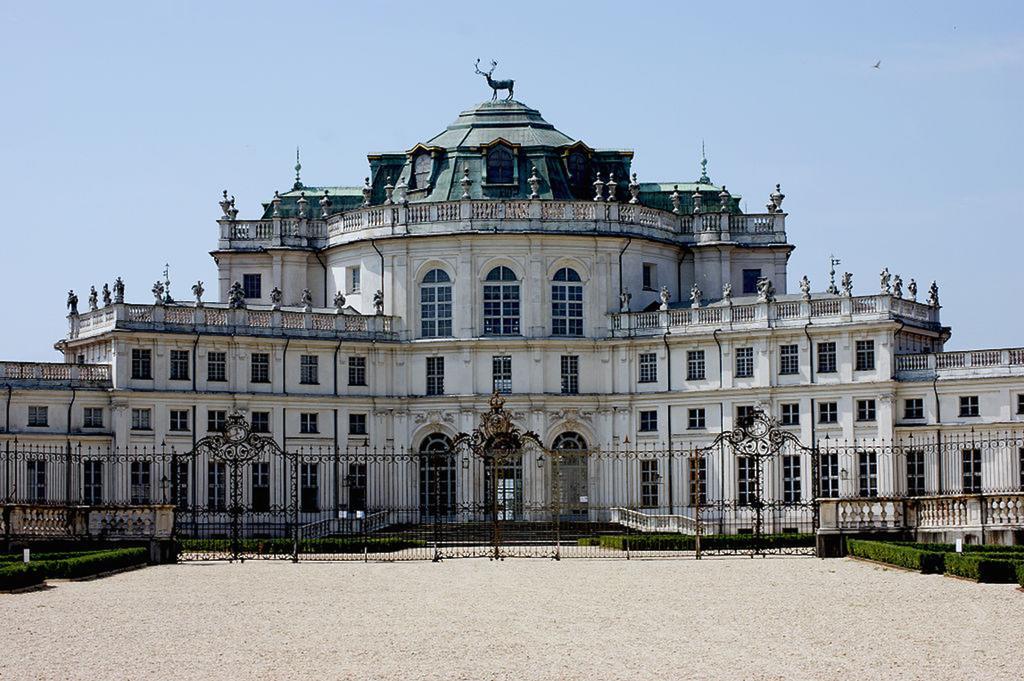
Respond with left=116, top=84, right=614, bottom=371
left=606, top=171, right=617, bottom=202
left=319, top=190, right=332, bottom=218
left=373, top=289, right=384, bottom=315
left=718, top=185, right=731, bottom=213
left=892, top=274, right=903, bottom=299
left=271, top=190, right=282, bottom=218
left=756, top=276, right=776, bottom=303
left=192, top=281, right=205, bottom=306
left=528, top=165, right=541, bottom=199
left=927, top=281, right=939, bottom=307
left=460, top=167, right=472, bottom=200
left=841, top=272, right=853, bottom=297
left=362, top=177, right=372, bottom=207
left=333, top=290, right=346, bottom=312
left=228, top=281, right=245, bottom=309
left=770, top=183, right=785, bottom=211
left=152, top=280, right=165, bottom=305
left=799, top=275, right=811, bottom=301
left=301, top=288, right=313, bottom=311
left=296, top=192, right=308, bottom=219
left=908, top=278, right=918, bottom=302
left=619, top=289, right=632, bottom=313
left=691, top=187, right=702, bottom=214
left=722, top=282, right=732, bottom=302
left=88, top=286, right=99, bottom=312
left=628, top=172, right=640, bottom=204
left=395, top=176, right=408, bottom=206
left=690, top=283, right=702, bottom=308
left=879, top=267, right=891, bottom=294
left=66, top=290, right=79, bottom=316
left=219, top=190, right=233, bottom=219
left=592, top=171, right=605, bottom=202
left=659, top=286, right=670, bottom=311
left=101, top=283, right=112, bottom=307
left=270, top=286, right=283, bottom=310
left=670, top=185, right=681, bottom=214
left=113, top=277, right=125, bottom=304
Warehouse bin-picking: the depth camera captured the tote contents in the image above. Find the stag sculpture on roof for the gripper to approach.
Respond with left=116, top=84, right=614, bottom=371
left=475, top=59, right=514, bottom=101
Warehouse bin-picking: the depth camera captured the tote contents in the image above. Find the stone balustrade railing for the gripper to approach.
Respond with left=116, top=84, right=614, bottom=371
left=895, top=348, right=1024, bottom=377
left=68, top=302, right=398, bottom=342
left=610, top=294, right=939, bottom=337
left=217, top=199, right=786, bottom=251
left=1, top=503, right=174, bottom=540
left=610, top=507, right=698, bottom=535
left=0, top=361, right=111, bottom=387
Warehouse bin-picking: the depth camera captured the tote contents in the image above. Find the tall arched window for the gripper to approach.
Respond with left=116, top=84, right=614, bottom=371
left=420, top=269, right=452, bottom=338
left=551, top=267, right=583, bottom=337
left=419, top=433, right=455, bottom=520
left=486, top=146, right=514, bottom=184
left=552, top=431, right=589, bottom=520
left=483, top=266, right=520, bottom=336
left=413, top=153, right=432, bottom=190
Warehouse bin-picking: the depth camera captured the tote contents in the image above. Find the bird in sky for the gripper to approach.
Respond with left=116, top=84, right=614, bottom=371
left=873, top=60, right=882, bottom=69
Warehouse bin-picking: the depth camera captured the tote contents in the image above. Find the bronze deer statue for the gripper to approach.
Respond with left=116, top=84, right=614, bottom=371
left=474, top=59, right=514, bottom=101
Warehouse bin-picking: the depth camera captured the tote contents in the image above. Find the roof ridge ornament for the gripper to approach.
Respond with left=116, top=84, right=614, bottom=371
left=698, top=141, right=711, bottom=184
left=293, top=147, right=303, bottom=190
left=474, top=58, right=515, bottom=101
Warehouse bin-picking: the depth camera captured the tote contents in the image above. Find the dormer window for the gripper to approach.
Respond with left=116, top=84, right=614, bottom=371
left=413, top=153, right=432, bottom=190
left=567, top=150, right=588, bottom=196
left=486, top=145, right=514, bottom=184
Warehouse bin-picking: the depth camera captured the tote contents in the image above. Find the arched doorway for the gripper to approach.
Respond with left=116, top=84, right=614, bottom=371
left=553, top=432, right=589, bottom=520
left=419, top=433, right=456, bottom=521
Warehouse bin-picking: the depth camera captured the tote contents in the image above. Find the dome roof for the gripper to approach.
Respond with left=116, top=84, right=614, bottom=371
left=424, top=100, right=576, bottom=150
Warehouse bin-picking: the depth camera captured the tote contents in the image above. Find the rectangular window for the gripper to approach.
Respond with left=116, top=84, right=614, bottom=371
left=250, top=353, right=270, bottom=384
left=131, top=349, right=152, bottom=380
left=855, top=340, right=875, bottom=371
left=904, top=398, right=925, bottom=420
left=299, top=355, right=319, bottom=385
left=208, top=462, right=227, bottom=512
left=816, top=342, right=837, bottom=374
left=688, top=456, right=707, bottom=506
left=242, top=273, right=262, bottom=299
left=27, top=460, right=46, bottom=501
left=27, top=406, right=48, bottom=427
left=1018, top=394, right=1024, bottom=416
left=560, top=355, right=579, bottom=395
left=780, top=403, right=800, bottom=426
left=858, top=451, right=878, bottom=498
left=82, top=460, right=103, bottom=505
left=130, top=461, right=151, bottom=504
left=172, top=462, right=190, bottom=509
left=169, top=409, right=190, bottom=432
left=687, top=408, right=706, bottom=430
left=742, top=269, right=761, bottom=295
left=959, top=395, right=979, bottom=418
left=251, top=462, right=271, bottom=513
left=350, top=266, right=361, bottom=293
left=300, top=412, right=319, bottom=434
left=426, top=356, right=445, bottom=396
left=131, top=408, right=151, bottom=431
left=348, top=356, right=367, bottom=386
left=251, top=411, right=270, bottom=433
left=348, top=413, right=367, bottom=435
left=347, top=463, right=368, bottom=512
left=962, top=448, right=982, bottom=493
left=642, top=263, right=656, bottom=291
left=300, top=463, right=319, bottom=512
left=734, top=347, right=754, bottom=378
left=779, top=344, right=800, bottom=376
left=1020, top=447, right=1024, bottom=491
left=640, top=459, right=659, bottom=508
left=639, top=409, right=658, bottom=433
left=169, top=349, right=190, bottom=381
left=686, top=350, right=706, bottom=381
left=906, top=450, right=926, bottom=496
left=207, top=409, right=227, bottom=433
left=856, top=399, right=876, bottom=422
left=492, top=355, right=512, bottom=395
left=737, top=456, right=754, bottom=506
left=819, top=453, right=839, bottom=498
left=207, top=351, right=227, bottom=383
left=736, top=405, right=755, bottom=427
left=818, top=401, right=838, bottom=424
left=638, top=353, right=657, bottom=384
left=783, top=455, right=801, bottom=504
left=83, top=407, right=103, bottom=429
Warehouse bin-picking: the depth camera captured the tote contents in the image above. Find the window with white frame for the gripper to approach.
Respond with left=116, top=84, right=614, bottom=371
left=300, top=412, right=319, bottom=434
left=207, top=351, right=227, bottom=382
left=348, top=413, right=367, bottom=435
left=483, top=266, right=520, bottom=336
left=251, top=411, right=270, bottom=433
left=816, top=342, right=837, bottom=374
left=639, top=409, right=658, bottom=433
left=735, top=347, right=754, bottom=378
left=737, top=456, right=754, bottom=506
left=26, top=460, right=46, bottom=501
left=642, top=263, right=657, bottom=291
left=819, top=452, right=839, bottom=498
left=638, top=352, right=657, bottom=383
left=560, top=355, right=579, bottom=395
left=783, top=455, right=801, bottom=504
left=689, top=456, right=707, bottom=506
left=207, top=410, right=227, bottom=433
left=551, top=267, right=583, bottom=337
left=687, top=408, right=706, bottom=430
left=492, top=355, right=512, bottom=394
left=779, top=344, right=799, bottom=375
left=855, top=340, right=875, bottom=371
left=131, top=349, right=152, bottom=380
left=640, top=459, right=660, bottom=508
left=904, top=398, right=924, bottom=420
left=906, top=450, right=925, bottom=496
left=858, top=450, right=878, bottom=497
left=83, top=407, right=103, bottom=429
left=300, top=462, right=320, bottom=512
left=780, top=403, right=800, bottom=426
left=208, top=462, right=227, bottom=512
left=348, top=356, right=367, bottom=386
left=818, top=401, right=838, bottom=424
left=27, top=406, right=48, bottom=427
left=131, top=408, right=151, bottom=431
left=413, top=152, right=432, bottom=190
left=170, top=349, right=190, bottom=381
left=736, top=405, right=755, bottom=426
left=169, top=409, right=189, bottom=432
left=856, top=399, right=876, bottom=422
left=299, top=355, right=319, bottom=385
left=1018, top=394, right=1024, bottom=415
left=420, top=269, right=453, bottom=338
left=350, top=266, right=361, bottom=293
left=959, top=395, right=979, bottom=418
left=130, top=461, right=151, bottom=504
left=687, top=350, right=706, bottom=381
left=426, top=356, right=445, bottom=396
left=250, top=353, right=270, bottom=384
left=962, top=448, right=982, bottom=493
left=242, top=273, right=262, bottom=299
left=83, top=460, right=103, bottom=505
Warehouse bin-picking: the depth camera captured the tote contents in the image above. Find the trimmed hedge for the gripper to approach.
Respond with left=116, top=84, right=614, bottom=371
left=0, top=548, right=148, bottom=591
left=179, top=536, right=426, bottom=555
left=944, top=553, right=1024, bottom=583
left=847, top=539, right=946, bottom=574
left=1017, top=563, right=1024, bottom=589
left=595, top=533, right=813, bottom=552
left=892, top=542, right=1024, bottom=555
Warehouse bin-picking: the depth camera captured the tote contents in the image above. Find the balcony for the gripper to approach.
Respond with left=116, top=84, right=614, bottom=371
left=895, top=348, right=1024, bottom=379
left=67, top=303, right=398, bottom=343
left=0, top=361, right=111, bottom=388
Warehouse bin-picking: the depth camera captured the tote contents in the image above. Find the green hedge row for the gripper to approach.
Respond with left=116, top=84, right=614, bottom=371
left=590, top=533, right=814, bottom=552
left=179, top=536, right=426, bottom=555
left=944, top=553, right=1024, bottom=583
left=892, top=542, right=1024, bottom=555
left=0, top=548, right=148, bottom=591
left=1017, top=564, right=1024, bottom=588
left=847, top=539, right=946, bottom=574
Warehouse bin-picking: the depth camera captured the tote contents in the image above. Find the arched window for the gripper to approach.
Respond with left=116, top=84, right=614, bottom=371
left=567, top=151, right=588, bottom=196
left=552, top=431, right=589, bottom=520
left=483, top=266, right=520, bottom=336
left=413, top=153, right=432, bottom=190
left=420, top=268, right=452, bottom=338
left=486, top=146, right=514, bottom=184
left=419, top=433, right=455, bottom=520
left=552, top=432, right=588, bottom=452
left=551, top=267, right=583, bottom=337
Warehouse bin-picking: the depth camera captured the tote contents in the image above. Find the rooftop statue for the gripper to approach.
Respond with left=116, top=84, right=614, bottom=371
left=879, top=267, right=891, bottom=294
left=756, top=276, right=776, bottom=303
left=690, top=283, right=702, bottom=308
left=333, top=290, right=346, bottom=312
left=474, top=59, right=514, bottom=101
left=113, top=277, right=125, bottom=304
left=66, top=290, right=78, bottom=316
left=88, top=286, right=99, bottom=312
left=270, top=286, right=283, bottom=310
left=927, top=281, right=940, bottom=307
left=301, top=288, right=313, bottom=312
left=892, top=274, right=903, bottom=299
left=101, top=283, right=112, bottom=308
left=152, top=281, right=165, bottom=305
left=841, top=272, right=853, bottom=297
left=908, top=279, right=918, bottom=302
left=799, top=275, right=811, bottom=301
left=659, top=286, right=670, bottom=311
left=192, top=280, right=205, bottom=306
left=619, top=290, right=632, bottom=313
left=722, top=282, right=732, bottom=302
left=228, top=281, right=246, bottom=309
left=373, top=289, right=385, bottom=315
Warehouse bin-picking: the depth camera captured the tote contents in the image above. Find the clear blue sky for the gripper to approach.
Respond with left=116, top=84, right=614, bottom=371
left=0, top=1, right=1021, bottom=361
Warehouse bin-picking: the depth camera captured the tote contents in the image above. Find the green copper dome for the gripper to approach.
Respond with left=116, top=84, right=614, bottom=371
left=425, top=100, right=576, bottom=149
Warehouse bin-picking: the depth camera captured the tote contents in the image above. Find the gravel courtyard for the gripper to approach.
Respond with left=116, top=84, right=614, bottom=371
left=1, top=557, right=1021, bottom=680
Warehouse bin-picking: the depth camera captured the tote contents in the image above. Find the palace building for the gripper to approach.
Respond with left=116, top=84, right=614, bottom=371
left=2, top=90, right=1023, bottom=556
